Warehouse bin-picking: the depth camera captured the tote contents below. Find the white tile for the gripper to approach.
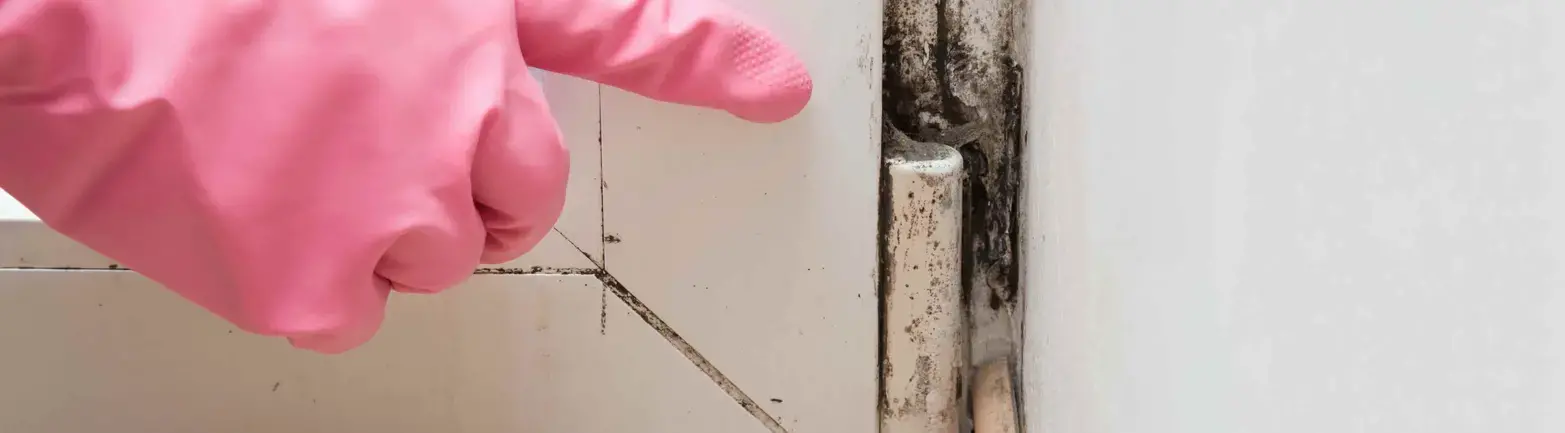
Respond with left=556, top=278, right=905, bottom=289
left=0, top=271, right=765, bottom=433
left=597, top=0, right=883, bottom=430
left=0, top=217, right=115, bottom=269
left=1, top=187, right=117, bottom=269
left=0, top=190, right=33, bottom=221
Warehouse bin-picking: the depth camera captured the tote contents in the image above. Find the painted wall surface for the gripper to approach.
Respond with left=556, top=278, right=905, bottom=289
left=1023, top=0, right=1565, bottom=432
left=0, top=0, right=881, bottom=431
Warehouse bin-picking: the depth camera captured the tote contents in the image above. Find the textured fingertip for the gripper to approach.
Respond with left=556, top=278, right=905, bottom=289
left=288, top=332, right=365, bottom=354
left=476, top=223, right=551, bottom=265
left=725, top=20, right=813, bottom=123
left=478, top=245, right=527, bottom=265
left=280, top=281, right=388, bottom=354
left=282, top=318, right=382, bottom=353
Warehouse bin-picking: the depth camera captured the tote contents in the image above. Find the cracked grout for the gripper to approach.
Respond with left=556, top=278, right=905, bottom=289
left=551, top=227, right=791, bottom=433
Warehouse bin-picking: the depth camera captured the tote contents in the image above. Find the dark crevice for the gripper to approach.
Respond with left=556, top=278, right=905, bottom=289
left=874, top=123, right=895, bottom=421
left=999, top=57, right=1026, bottom=308
left=933, top=0, right=961, bottom=126
left=884, top=0, right=1026, bottom=429
left=957, top=144, right=985, bottom=312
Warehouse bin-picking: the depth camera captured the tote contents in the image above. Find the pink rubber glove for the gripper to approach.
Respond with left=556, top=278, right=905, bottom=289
left=0, top=0, right=811, bottom=353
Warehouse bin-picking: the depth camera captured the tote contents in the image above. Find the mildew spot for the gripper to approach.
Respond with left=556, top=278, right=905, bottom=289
left=473, top=266, right=599, bottom=275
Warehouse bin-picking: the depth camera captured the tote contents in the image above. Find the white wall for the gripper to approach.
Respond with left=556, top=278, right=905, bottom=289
left=1023, top=0, right=1565, bottom=432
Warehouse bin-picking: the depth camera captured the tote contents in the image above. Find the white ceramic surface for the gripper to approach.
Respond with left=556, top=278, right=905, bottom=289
left=1023, top=0, right=1565, bottom=432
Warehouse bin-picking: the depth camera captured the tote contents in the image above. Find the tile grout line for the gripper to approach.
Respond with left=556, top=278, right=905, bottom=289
left=596, top=84, right=610, bottom=336
left=552, top=227, right=791, bottom=433
left=0, top=266, right=131, bottom=272
left=597, top=84, right=608, bottom=267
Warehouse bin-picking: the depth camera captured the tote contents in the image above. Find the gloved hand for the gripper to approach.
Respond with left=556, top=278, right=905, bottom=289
left=0, top=0, right=811, bottom=353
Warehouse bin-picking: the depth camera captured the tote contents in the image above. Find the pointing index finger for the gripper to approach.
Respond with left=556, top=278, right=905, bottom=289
left=513, top=0, right=812, bottom=123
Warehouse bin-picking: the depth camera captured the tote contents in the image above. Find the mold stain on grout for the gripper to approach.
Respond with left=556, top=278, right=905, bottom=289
left=597, top=84, right=610, bottom=338
left=473, top=267, right=599, bottom=275
left=0, top=266, right=129, bottom=272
